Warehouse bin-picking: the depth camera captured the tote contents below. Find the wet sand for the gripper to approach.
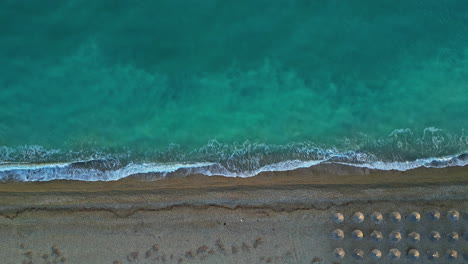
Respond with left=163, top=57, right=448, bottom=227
left=0, top=164, right=467, bottom=263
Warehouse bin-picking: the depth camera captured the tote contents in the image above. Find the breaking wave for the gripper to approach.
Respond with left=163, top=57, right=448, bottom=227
left=0, top=152, right=467, bottom=182
left=1, top=128, right=467, bottom=181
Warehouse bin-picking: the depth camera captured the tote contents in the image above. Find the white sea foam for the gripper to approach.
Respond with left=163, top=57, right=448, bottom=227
left=0, top=162, right=215, bottom=182
left=0, top=154, right=467, bottom=182
left=343, top=155, right=468, bottom=171
left=1, top=136, right=468, bottom=181
left=0, top=162, right=72, bottom=171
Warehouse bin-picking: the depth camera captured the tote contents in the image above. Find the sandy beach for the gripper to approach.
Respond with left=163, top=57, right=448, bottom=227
left=0, top=164, right=467, bottom=263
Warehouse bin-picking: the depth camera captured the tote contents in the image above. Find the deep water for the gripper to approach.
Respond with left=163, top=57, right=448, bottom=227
left=1, top=0, right=468, bottom=180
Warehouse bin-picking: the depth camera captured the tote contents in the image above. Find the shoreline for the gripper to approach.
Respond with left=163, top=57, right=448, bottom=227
left=2, top=153, right=468, bottom=182
left=1, top=163, right=467, bottom=193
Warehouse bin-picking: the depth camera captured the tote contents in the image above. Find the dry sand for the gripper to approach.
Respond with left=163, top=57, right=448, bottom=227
left=0, top=164, right=467, bottom=263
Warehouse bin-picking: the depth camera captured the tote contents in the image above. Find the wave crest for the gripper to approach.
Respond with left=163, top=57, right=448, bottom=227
left=1, top=153, right=467, bottom=182
left=1, top=128, right=467, bottom=181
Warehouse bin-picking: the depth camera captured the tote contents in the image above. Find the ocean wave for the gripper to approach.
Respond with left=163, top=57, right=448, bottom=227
left=1, top=128, right=468, bottom=181
left=0, top=153, right=467, bottom=182
left=0, top=161, right=216, bottom=182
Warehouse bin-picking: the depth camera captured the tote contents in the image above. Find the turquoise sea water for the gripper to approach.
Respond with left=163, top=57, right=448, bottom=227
left=1, top=0, right=468, bottom=181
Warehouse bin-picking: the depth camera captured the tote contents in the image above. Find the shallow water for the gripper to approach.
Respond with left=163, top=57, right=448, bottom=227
left=1, top=0, right=468, bottom=181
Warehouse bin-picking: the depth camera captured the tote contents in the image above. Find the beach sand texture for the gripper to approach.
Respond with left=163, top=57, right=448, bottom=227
left=0, top=165, right=467, bottom=263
